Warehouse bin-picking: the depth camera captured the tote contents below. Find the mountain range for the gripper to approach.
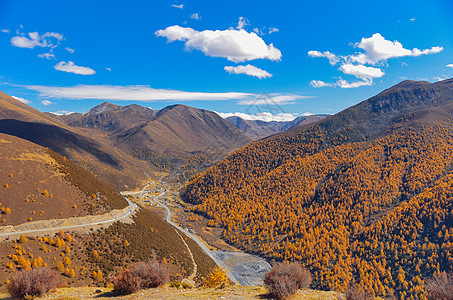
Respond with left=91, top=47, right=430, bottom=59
left=181, top=78, right=453, bottom=298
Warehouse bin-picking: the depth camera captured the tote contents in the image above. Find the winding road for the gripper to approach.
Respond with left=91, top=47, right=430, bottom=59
left=0, top=197, right=137, bottom=239
left=147, top=189, right=239, bottom=284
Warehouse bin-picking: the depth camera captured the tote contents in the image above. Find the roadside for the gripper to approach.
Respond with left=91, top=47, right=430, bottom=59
left=0, top=197, right=137, bottom=242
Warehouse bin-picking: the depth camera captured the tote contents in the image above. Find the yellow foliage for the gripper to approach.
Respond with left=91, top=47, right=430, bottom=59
left=203, top=267, right=230, bottom=288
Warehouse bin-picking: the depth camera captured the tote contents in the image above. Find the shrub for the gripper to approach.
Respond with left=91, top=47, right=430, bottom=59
left=203, top=267, right=230, bottom=288
left=345, top=282, right=373, bottom=300
left=426, top=271, right=453, bottom=300
left=264, top=262, right=312, bottom=300
left=112, top=259, right=169, bottom=295
left=7, top=268, right=59, bottom=299
left=18, top=234, right=28, bottom=243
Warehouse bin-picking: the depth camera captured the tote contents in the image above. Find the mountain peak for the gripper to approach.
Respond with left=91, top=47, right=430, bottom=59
left=84, top=102, right=119, bottom=115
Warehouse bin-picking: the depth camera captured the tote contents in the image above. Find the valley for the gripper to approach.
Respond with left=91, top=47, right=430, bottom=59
left=126, top=178, right=272, bottom=286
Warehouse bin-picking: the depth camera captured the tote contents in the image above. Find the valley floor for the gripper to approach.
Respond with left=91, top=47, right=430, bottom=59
left=0, top=286, right=344, bottom=300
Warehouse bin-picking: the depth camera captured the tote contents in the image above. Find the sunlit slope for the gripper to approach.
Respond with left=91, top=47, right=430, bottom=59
left=181, top=79, right=453, bottom=298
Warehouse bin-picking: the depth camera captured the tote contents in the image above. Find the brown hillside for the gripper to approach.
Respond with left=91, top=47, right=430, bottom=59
left=0, top=133, right=114, bottom=226
left=0, top=92, right=151, bottom=190
left=56, top=103, right=252, bottom=171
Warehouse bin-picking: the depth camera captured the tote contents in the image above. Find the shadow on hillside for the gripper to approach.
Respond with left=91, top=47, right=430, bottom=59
left=95, top=290, right=119, bottom=298
left=0, top=119, right=120, bottom=168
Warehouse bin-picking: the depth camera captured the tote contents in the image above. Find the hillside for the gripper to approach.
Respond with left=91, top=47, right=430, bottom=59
left=56, top=103, right=251, bottom=170
left=225, top=115, right=327, bottom=140
left=0, top=91, right=151, bottom=190
left=0, top=132, right=217, bottom=289
left=181, top=78, right=453, bottom=298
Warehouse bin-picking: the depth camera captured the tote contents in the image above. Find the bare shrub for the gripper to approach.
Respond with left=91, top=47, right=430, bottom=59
left=345, top=282, right=373, bottom=300
left=113, top=259, right=169, bottom=295
left=264, top=262, right=312, bottom=300
left=7, top=268, right=59, bottom=299
left=426, top=272, right=453, bottom=300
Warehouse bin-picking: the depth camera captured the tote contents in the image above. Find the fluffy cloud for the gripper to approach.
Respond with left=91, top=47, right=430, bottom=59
left=22, top=84, right=253, bottom=101
left=351, top=33, right=443, bottom=65
left=155, top=25, right=281, bottom=62
left=336, top=78, right=373, bottom=88
left=171, top=4, right=184, bottom=9
left=339, top=64, right=384, bottom=79
left=65, top=47, right=75, bottom=53
left=1, top=29, right=10, bottom=33
left=447, top=64, right=453, bottom=68
left=216, top=111, right=300, bottom=122
left=38, top=53, right=56, bottom=60
left=11, top=31, right=63, bottom=49
left=54, top=61, right=96, bottom=75
left=41, top=100, right=53, bottom=106
left=11, top=96, right=31, bottom=104
left=190, top=13, right=201, bottom=20
left=309, top=33, right=443, bottom=88
left=224, top=64, right=272, bottom=79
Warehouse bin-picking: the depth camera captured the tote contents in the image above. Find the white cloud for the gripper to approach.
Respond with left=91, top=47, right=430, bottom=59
left=268, top=27, right=279, bottom=34
left=308, top=51, right=340, bottom=65
left=447, top=64, right=453, bottom=68
left=41, top=100, right=53, bottom=106
left=351, top=33, right=443, bottom=65
left=309, top=33, right=443, bottom=88
left=22, top=84, right=253, bottom=101
left=1, top=29, right=10, bottom=33
left=38, top=53, right=56, bottom=60
left=11, top=31, right=63, bottom=49
left=21, top=84, right=306, bottom=105
left=310, top=78, right=373, bottom=89
left=410, top=18, right=416, bottom=21
left=339, top=64, right=384, bottom=79
left=336, top=78, right=373, bottom=88
left=238, top=94, right=310, bottom=105
left=216, top=111, right=299, bottom=122
left=65, top=47, right=75, bottom=53
left=172, top=4, right=184, bottom=9
left=106, top=67, right=112, bottom=71
left=50, top=110, right=74, bottom=115
left=155, top=25, right=281, bottom=62
left=310, top=80, right=335, bottom=88
left=237, top=17, right=249, bottom=30
left=224, top=64, right=272, bottom=79
left=11, top=96, right=31, bottom=104
left=191, top=13, right=201, bottom=20
left=54, top=61, right=96, bottom=75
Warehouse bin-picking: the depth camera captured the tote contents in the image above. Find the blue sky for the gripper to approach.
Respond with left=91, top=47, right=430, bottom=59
left=0, top=0, right=452, bottom=121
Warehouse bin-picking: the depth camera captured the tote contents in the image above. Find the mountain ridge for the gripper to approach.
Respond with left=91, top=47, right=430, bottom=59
left=181, top=78, right=453, bottom=298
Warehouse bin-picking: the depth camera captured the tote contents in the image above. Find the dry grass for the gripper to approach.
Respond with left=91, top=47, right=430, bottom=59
left=0, top=285, right=344, bottom=300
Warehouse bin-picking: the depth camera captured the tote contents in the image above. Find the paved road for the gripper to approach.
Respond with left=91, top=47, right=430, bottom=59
left=148, top=189, right=240, bottom=284
left=0, top=197, right=137, bottom=238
